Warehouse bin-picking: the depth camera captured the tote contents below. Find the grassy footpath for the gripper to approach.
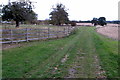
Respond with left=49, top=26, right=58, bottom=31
left=2, top=27, right=118, bottom=78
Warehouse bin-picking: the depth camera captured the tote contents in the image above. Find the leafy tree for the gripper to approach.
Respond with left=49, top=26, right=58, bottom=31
left=92, top=17, right=107, bottom=26
left=2, top=1, right=37, bottom=27
left=98, top=17, right=107, bottom=26
left=0, top=4, right=5, bottom=22
left=49, top=3, right=69, bottom=26
left=91, top=18, right=98, bottom=26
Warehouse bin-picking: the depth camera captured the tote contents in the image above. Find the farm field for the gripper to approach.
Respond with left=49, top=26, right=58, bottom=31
left=2, top=27, right=119, bottom=78
left=97, top=26, right=119, bottom=40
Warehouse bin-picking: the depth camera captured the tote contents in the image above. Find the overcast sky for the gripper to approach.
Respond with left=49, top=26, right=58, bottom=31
left=0, top=0, right=119, bottom=21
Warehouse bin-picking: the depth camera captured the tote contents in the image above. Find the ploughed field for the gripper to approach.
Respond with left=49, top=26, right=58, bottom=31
left=97, top=26, right=119, bottom=40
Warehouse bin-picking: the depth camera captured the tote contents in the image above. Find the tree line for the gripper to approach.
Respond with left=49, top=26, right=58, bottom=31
left=1, top=1, right=117, bottom=28
left=1, top=1, right=71, bottom=27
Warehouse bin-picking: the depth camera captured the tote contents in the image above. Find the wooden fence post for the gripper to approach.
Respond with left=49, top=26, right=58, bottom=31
left=26, top=28, right=28, bottom=42
left=48, top=27, right=50, bottom=38
left=38, top=29, right=40, bottom=40
left=64, top=27, right=66, bottom=37
left=57, top=30, right=59, bottom=38
left=10, top=29, right=13, bottom=43
left=68, top=27, right=69, bottom=35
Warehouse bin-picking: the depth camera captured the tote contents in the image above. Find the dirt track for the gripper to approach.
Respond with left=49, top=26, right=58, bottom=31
left=96, top=26, right=119, bottom=40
